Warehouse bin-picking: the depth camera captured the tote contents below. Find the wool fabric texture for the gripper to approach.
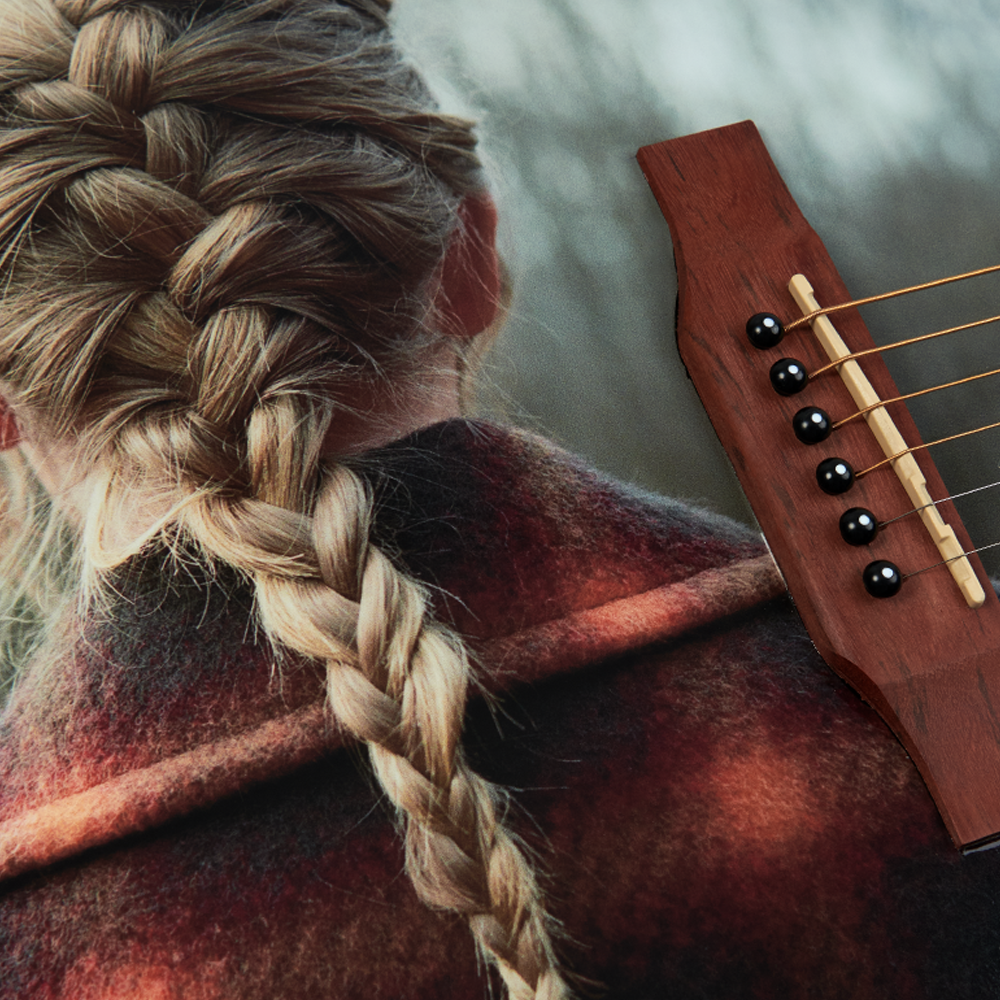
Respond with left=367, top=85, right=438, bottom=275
left=0, top=420, right=995, bottom=999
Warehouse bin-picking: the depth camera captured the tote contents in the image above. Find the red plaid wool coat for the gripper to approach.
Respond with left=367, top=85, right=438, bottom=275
left=1, top=421, right=996, bottom=999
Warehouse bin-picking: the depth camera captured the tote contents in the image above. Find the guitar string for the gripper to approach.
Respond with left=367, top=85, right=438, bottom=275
left=784, top=261, right=1000, bottom=334
left=807, top=312, right=1000, bottom=381
left=880, top=476, right=1000, bottom=528
left=904, top=538, right=1000, bottom=581
left=855, top=420, right=1000, bottom=479
left=831, top=366, right=1000, bottom=430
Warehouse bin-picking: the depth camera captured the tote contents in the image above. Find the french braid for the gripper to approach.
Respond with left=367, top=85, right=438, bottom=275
left=0, top=0, right=571, bottom=995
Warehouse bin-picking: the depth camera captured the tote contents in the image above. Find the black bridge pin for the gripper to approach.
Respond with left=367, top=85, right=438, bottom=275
left=863, top=560, right=903, bottom=598
left=793, top=406, right=832, bottom=444
left=816, top=457, right=855, bottom=495
left=769, top=357, right=809, bottom=395
left=839, top=507, right=879, bottom=546
left=746, top=313, right=784, bottom=349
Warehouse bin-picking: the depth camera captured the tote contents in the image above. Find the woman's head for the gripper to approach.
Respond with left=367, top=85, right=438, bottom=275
left=0, top=0, right=495, bottom=504
left=0, top=2, right=567, bottom=997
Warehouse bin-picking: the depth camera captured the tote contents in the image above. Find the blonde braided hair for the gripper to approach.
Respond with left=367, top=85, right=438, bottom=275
left=0, top=0, right=571, bottom=995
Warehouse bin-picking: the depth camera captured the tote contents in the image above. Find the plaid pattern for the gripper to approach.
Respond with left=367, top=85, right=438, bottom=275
left=0, top=421, right=993, bottom=999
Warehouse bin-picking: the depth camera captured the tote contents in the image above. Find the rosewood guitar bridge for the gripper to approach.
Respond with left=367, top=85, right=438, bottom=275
left=638, top=120, right=1000, bottom=851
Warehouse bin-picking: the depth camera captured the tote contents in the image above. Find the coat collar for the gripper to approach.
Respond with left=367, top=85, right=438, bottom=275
left=0, top=420, right=784, bottom=883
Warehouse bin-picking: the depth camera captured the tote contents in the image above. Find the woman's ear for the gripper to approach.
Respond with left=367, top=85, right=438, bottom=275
left=0, top=398, right=19, bottom=451
left=436, top=192, right=502, bottom=340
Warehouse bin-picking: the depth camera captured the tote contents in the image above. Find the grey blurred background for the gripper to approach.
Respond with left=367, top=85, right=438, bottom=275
left=394, top=0, right=1000, bottom=573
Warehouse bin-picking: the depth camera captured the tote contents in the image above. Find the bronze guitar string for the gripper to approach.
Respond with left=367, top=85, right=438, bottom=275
left=808, top=312, right=1000, bottom=382
left=855, top=420, right=1000, bottom=480
left=785, top=261, right=1000, bottom=334
left=832, top=367, right=1000, bottom=432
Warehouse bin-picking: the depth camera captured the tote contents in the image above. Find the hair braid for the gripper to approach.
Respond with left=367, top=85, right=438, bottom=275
left=0, top=0, right=573, bottom=995
left=180, top=462, right=571, bottom=999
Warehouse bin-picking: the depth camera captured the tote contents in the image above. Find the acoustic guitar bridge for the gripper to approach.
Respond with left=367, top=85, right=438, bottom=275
left=638, top=120, right=1000, bottom=850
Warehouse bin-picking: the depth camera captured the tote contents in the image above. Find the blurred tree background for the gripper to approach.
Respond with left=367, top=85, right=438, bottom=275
left=395, top=0, right=1000, bottom=573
